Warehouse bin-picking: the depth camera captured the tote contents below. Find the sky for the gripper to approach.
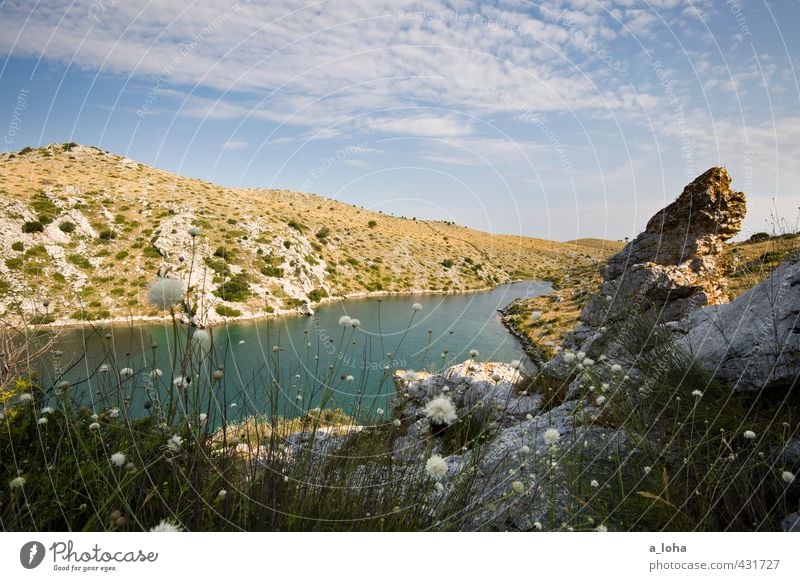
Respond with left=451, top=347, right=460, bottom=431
left=1, top=0, right=799, bottom=242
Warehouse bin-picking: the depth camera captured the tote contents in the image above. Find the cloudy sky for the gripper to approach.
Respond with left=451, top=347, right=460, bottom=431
left=1, top=0, right=798, bottom=241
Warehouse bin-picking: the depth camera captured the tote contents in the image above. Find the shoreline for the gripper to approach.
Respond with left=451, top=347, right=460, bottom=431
left=24, top=279, right=552, bottom=331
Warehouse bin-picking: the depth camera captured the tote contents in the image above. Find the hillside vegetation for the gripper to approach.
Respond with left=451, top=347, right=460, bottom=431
left=0, top=143, right=612, bottom=326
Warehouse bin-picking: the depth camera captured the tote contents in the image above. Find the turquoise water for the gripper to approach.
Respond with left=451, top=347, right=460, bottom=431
left=50, top=281, right=550, bottom=421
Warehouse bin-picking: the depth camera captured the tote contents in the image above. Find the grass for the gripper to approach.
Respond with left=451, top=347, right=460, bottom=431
left=0, top=143, right=609, bottom=326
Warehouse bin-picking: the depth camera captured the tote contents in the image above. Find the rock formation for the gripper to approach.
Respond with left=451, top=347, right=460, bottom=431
left=569, top=167, right=746, bottom=354
left=675, top=257, right=800, bottom=392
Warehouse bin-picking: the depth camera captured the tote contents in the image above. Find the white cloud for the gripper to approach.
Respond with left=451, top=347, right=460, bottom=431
left=221, top=140, right=249, bottom=150
left=365, top=115, right=472, bottom=138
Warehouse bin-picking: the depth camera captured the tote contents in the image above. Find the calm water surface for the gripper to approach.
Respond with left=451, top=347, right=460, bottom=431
left=50, top=281, right=550, bottom=421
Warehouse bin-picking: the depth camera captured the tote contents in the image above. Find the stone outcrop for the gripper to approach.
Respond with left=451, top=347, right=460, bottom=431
left=674, top=257, right=800, bottom=392
left=389, top=361, right=626, bottom=530
left=571, top=167, right=746, bottom=354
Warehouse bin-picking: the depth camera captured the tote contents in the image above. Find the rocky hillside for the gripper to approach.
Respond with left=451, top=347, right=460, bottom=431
left=0, top=143, right=608, bottom=326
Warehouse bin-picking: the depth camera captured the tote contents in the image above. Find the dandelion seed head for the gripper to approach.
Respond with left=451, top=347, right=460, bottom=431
left=89, top=422, right=100, bottom=431
left=543, top=428, right=560, bottom=446
left=9, top=476, right=26, bottom=489
left=167, top=435, right=183, bottom=453
left=412, top=303, right=423, bottom=311
left=425, top=454, right=448, bottom=480
left=149, top=519, right=182, bottom=532
left=119, top=367, right=134, bottom=378
left=110, top=452, right=126, bottom=467
left=187, top=226, right=200, bottom=237
left=146, top=278, right=184, bottom=310
left=611, top=364, right=622, bottom=373
left=511, top=481, right=525, bottom=494
left=338, top=315, right=352, bottom=327
left=563, top=352, right=576, bottom=363
left=743, top=430, right=756, bottom=440
left=469, top=348, right=479, bottom=358
left=38, top=417, right=48, bottom=425
left=423, top=395, right=457, bottom=425
left=192, top=330, right=211, bottom=348
left=782, top=471, right=795, bottom=484
left=692, top=390, right=703, bottom=397
left=18, top=393, right=33, bottom=403
left=590, top=479, right=599, bottom=488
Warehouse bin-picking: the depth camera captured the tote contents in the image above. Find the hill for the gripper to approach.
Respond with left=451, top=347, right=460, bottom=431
left=0, top=143, right=616, bottom=326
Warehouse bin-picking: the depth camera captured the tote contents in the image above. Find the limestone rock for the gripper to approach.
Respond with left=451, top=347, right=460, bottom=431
left=675, top=257, right=800, bottom=392
left=568, top=167, right=746, bottom=355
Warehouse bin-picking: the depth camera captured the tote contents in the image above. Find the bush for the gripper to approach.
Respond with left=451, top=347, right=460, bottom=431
left=315, top=227, right=330, bottom=241
left=115, top=250, right=129, bottom=260
left=368, top=220, right=377, bottom=228
left=307, top=288, right=328, bottom=302
left=98, top=229, right=116, bottom=241
left=287, top=219, right=306, bottom=232
left=67, top=254, right=92, bottom=269
left=213, top=273, right=251, bottom=302
left=58, top=221, right=76, bottom=233
left=215, top=304, right=242, bottom=317
left=748, top=232, right=770, bottom=243
left=21, top=221, right=44, bottom=234
left=5, top=257, right=22, bottom=270
left=260, top=266, right=284, bottom=278
left=441, top=258, right=454, bottom=268
left=11, top=241, right=24, bottom=252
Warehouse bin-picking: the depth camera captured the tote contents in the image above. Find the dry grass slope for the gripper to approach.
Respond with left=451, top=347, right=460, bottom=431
left=0, top=143, right=613, bottom=326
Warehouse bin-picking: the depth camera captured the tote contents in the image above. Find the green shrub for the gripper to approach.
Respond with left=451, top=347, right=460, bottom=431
left=5, top=257, right=22, bottom=270
left=315, top=227, right=330, bottom=241
left=11, top=241, right=24, bottom=252
left=58, top=221, right=76, bottom=233
left=22, top=221, right=44, bottom=233
left=215, top=304, right=242, bottom=317
left=441, top=258, right=454, bottom=268
left=368, top=220, right=377, bottom=228
left=287, top=219, right=306, bottom=232
left=115, top=250, right=129, bottom=260
left=260, top=266, right=284, bottom=278
left=307, top=288, right=328, bottom=302
left=213, top=273, right=251, bottom=302
left=67, top=254, right=92, bottom=269
left=98, top=229, right=116, bottom=241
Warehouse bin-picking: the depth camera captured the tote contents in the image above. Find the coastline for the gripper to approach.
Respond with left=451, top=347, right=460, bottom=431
left=24, top=279, right=551, bottom=331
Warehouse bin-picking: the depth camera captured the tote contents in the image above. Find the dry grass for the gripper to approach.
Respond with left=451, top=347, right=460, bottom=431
left=0, top=143, right=616, bottom=325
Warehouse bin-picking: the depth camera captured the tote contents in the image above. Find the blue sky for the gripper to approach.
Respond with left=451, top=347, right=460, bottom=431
left=1, top=0, right=798, bottom=241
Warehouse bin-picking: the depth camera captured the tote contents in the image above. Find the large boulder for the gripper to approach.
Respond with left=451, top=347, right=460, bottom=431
left=567, top=167, right=746, bottom=356
left=675, top=257, right=800, bottom=391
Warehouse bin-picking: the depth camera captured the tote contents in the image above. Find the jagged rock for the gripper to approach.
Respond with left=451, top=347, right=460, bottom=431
left=392, top=361, right=537, bottom=429
left=567, top=167, right=746, bottom=356
left=675, top=257, right=800, bottom=392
